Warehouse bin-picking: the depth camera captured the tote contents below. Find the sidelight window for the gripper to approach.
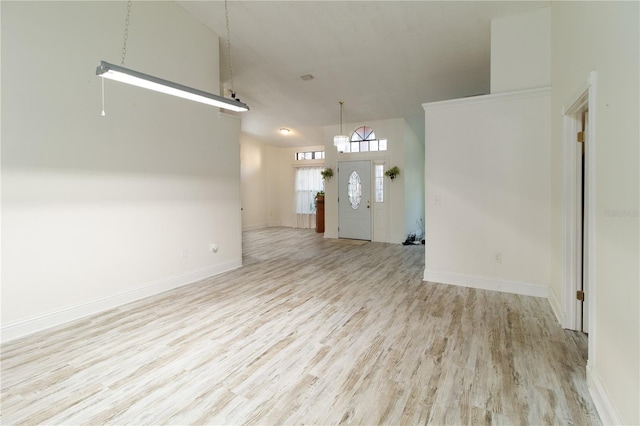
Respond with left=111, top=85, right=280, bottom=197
left=375, top=164, right=384, bottom=202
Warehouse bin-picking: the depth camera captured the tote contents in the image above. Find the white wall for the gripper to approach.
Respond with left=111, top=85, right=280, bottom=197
left=384, top=119, right=407, bottom=244
left=275, top=145, right=324, bottom=228
left=491, top=7, right=551, bottom=94
left=423, top=89, right=551, bottom=298
left=251, top=143, right=325, bottom=228
left=240, top=133, right=268, bottom=231
left=242, top=117, right=420, bottom=244
left=265, top=145, right=286, bottom=227
left=403, top=122, right=425, bottom=238
left=551, top=2, right=639, bottom=424
left=323, top=118, right=408, bottom=243
left=239, top=118, right=421, bottom=242
left=1, top=1, right=242, bottom=341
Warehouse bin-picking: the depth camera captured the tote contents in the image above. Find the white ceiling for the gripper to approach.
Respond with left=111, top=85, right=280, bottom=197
left=178, top=1, right=548, bottom=147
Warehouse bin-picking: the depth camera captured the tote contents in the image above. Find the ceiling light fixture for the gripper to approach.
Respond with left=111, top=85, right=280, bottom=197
left=334, top=101, right=350, bottom=151
left=96, top=61, right=249, bottom=112
left=97, top=0, right=248, bottom=113
left=280, top=128, right=291, bottom=135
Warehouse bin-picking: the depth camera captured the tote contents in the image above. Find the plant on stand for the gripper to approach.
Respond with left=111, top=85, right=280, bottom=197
left=318, top=167, right=332, bottom=205
left=314, top=191, right=324, bottom=210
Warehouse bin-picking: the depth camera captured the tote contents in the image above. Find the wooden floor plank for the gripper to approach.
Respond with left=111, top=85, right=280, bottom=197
left=1, top=227, right=600, bottom=425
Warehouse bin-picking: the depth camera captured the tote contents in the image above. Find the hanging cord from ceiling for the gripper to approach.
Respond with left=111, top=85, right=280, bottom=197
left=98, top=1, right=248, bottom=114
left=121, top=0, right=132, bottom=66
left=224, top=0, right=239, bottom=101
left=102, top=0, right=132, bottom=116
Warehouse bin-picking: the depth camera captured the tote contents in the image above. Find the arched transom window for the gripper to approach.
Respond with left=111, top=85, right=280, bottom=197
left=342, top=126, right=387, bottom=153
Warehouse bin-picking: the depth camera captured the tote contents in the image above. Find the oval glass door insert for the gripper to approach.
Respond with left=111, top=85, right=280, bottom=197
left=348, top=171, right=362, bottom=209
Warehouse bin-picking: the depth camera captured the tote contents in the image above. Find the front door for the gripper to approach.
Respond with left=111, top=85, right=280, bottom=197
left=338, top=160, right=371, bottom=240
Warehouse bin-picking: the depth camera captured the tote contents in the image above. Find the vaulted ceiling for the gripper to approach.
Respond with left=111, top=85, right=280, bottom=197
left=178, top=1, right=548, bottom=147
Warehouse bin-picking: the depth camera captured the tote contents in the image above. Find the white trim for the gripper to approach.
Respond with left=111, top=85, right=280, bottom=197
left=562, top=78, right=591, bottom=115
left=292, top=160, right=325, bottom=168
left=218, top=111, right=241, bottom=121
left=560, top=98, right=584, bottom=330
left=560, top=72, right=597, bottom=337
left=1, top=260, right=242, bottom=343
left=423, top=270, right=548, bottom=298
left=561, top=71, right=608, bottom=425
left=587, top=364, right=623, bottom=425
left=548, top=288, right=563, bottom=325
left=242, top=223, right=268, bottom=231
left=422, top=87, right=551, bottom=111
left=585, top=71, right=597, bottom=361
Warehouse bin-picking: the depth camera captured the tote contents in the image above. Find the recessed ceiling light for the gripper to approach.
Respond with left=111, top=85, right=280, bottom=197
left=280, top=128, right=291, bottom=135
left=300, top=74, right=314, bottom=81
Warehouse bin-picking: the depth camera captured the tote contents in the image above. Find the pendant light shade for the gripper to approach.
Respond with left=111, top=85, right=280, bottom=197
left=334, top=134, right=349, bottom=150
left=96, top=61, right=249, bottom=112
left=334, top=101, right=349, bottom=151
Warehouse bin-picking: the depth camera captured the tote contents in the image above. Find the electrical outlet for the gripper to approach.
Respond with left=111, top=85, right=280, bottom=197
left=434, top=195, right=441, bottom=205
left=210, top=243, right=218, bottom=253
left=494, top=252, right=502, bottom=263
left=180, top=249, right=188, bottom=259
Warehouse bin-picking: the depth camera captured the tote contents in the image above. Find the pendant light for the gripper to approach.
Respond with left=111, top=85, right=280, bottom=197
left=97, top=0, right=248, bottom=113
left=334, top=101, right=350, bottom=151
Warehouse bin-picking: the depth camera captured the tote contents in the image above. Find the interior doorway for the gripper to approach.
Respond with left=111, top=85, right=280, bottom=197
left=577, top=110, right=588, bottom=332
left=562, top=72, right=596, bottom=335
left=338, top=160, right=372, bottom=240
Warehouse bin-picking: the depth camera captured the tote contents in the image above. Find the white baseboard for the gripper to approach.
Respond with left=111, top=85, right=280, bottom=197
left=1, top=260, right=242, bottom=344
left=242, top=222, right=268, bottom=231
left=423, top=269, right=548, bottom=298
left=587, top=364, right=623, bottom=425
left=548, top=288, right=564, bottom=326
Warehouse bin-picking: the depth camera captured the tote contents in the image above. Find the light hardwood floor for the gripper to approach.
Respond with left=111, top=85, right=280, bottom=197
left=1, top=227, right=600, bottom=425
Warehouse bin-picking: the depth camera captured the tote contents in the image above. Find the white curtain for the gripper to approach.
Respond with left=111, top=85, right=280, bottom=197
left=295, top=167, right=323, bottom=228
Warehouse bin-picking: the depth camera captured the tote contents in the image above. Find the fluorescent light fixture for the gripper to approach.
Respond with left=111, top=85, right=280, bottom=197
left=96, top=60, right=249, bottom=112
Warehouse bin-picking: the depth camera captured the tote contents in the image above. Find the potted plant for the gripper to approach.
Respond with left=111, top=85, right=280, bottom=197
left=321, top=168, right=334, bottom=181
left=385, top=166, right=400, bottom=180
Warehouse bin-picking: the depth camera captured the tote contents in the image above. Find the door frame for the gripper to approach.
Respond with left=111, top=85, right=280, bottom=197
left=561, top=71, right=597, bottom=339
